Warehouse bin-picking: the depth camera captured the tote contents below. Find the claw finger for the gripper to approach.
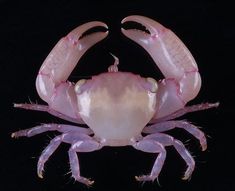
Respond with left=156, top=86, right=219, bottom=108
left=121, top=15, right=167, bottom=47
left=66, top=21, right=108, bottom=50
left=121, top=15, right=166, bottom=36
left=67, top=21, right=108, bottom=42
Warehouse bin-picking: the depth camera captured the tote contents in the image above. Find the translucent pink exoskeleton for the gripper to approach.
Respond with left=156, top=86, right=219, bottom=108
left=12, top=15, right=219, bottom=186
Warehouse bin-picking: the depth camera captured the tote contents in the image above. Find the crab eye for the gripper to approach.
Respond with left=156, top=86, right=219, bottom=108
left=75, top=79, right=87, bottom=94
left=146, top=77, right=158, bottom=93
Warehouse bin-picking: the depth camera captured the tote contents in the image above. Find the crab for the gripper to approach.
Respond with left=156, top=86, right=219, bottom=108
left=12, top=15, right=218, bottom=186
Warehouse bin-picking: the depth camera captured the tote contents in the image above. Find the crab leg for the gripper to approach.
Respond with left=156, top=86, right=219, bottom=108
left=11, top=123, right=93, bottom=138
left=144, top=133, right=195, bottom=180
left=36, top=132, right=101, bottom=185
left=122, top=16, right=201, bottom=117
left=133, top=139, right=166, bottom=182
left=69, top=138, right=102, bottom=185
left=14, top=103, right=85, bottom=124
left=143, top=120, right=207, bottom=151
left=151, top=102, right=219, bottom=123
left=37, top=135, right=63, bottom=178
left=36, top=21, right=108, bottom=118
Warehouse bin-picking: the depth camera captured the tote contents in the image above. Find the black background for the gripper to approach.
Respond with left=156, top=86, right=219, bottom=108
left=1, top=1, right=234, bottom=191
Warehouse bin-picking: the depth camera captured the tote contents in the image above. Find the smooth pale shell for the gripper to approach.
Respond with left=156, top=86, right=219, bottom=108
left=76, top=72, right=157, bottom=146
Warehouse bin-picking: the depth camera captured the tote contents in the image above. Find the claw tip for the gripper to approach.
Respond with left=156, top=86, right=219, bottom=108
left=121, top=15, right=141, bottom=24
left=121, top=18, right=127, bottom=24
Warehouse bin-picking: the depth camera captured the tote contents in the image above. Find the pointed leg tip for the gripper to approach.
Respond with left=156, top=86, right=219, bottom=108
left=182, top=169, right=193, bottom=181
left=11, top=131, right=22, bottom=138
left=182, top=175, right=191, bottom=181
left=135, top=175, right=140, bottom=181
left=38, top=173, right=44, bottom=179
left=81, top=179, right=94, bottom=187
left=181, top=176, right=187, bottom=180
left=135, top=175, right=155, bottom=182
left=211, top=102, right=220, bottom=108
left=72, top=176, right=94, bottom=186
left=87, top=180, right=95, bottom=187
left=200, top=138, right=207, bottom=151
left=11, top=131, right=25, bottom=138
left=11, top=133, right=16, bottom=138
left=13, top=103, right=21, bottom=108
left=202, top=145, right=207, bottom=151
left=182, top=173, right=190, bottom=181
left=37, top=166, right=44, bottom=179
left=204, top=102, right=220, bottom=109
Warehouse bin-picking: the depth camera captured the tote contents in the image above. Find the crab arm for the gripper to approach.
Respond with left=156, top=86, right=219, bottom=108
left=35, top=22, right=108, bottom=119
left=36, top=21, right=108, bottom=103
left=121, top=16, right=201, bottom=114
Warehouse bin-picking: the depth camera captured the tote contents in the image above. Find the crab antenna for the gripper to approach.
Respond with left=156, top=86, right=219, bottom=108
left=108, top=53, right=119, bottom=72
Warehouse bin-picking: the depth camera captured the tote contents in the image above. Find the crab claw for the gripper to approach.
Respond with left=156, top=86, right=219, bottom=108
left=121, top=15, right=201, bottom=103
left=36, top=21, right=108, bottom=103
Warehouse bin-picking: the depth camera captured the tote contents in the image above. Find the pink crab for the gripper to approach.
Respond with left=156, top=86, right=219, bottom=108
left=12, top=15, right=218, bottom=186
